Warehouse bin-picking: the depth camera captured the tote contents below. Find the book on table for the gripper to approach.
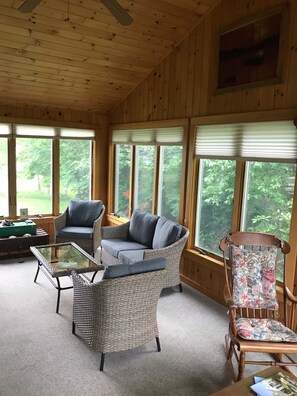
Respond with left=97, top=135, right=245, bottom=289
left=250, top=371, right=297, bottom=395
left=56, top=261, right=78, bottom=269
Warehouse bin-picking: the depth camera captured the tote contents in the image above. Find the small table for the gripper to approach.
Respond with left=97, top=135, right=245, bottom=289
left=0, top=228, right=49, bottom=259
left=211, top=366, right=297, bottom=395
left=30, top=242, right=104, bottom=313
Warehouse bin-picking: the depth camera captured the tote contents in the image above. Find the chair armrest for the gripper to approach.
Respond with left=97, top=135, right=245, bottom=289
left=101, top=221, right=130, bottom=240
left=54, top=209, right=67, bottom=234
left=285, top=286, right=297, bottom=304
left=143, top=229, right=189, bottom=260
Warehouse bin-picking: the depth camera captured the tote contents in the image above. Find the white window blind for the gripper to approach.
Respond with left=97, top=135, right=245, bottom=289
left=60, top=128, right=95, bottom=138
left=195, top=121, right=297, bottom=162
left=16, top=125, right=55, bottom=137
left=0, top=124, right=10, bottom=136
left=112, top=126, right=184, bottom=145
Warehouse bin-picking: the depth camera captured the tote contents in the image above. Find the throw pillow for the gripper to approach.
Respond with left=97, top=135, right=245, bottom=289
left=128, top=209, right=159, bottom=248
left=152, top=216, right=182, bottom=249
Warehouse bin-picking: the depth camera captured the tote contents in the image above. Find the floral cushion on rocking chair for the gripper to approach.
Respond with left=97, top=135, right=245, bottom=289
left=231, top=245, right=279, bottom=309
left=236, top=318, right=297, bottom=342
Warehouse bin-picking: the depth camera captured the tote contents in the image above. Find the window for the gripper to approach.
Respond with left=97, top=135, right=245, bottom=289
left=158, top=146, right=183, bottom=221
left=134, top=146, right=155, bottom=213
left=195, top=120, right=297, bottom=268
left=16, top=137, right=53, bottom=215
left=241, top=162, right=296, bottom=238
left=195, top=159, right=236, bottom=255
left=114, top=145, right=132, bottom=218
left=59, top=139, right=92, bottom=213
left=112, top=125, right=184, bottom=221
left=0, top=137, right=8, bottom=217
left=1, top=123, right=95, bottom=218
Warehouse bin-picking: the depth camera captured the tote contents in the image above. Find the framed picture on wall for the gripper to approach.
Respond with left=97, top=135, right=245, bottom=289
left=216, top=6, right=288, bottom=92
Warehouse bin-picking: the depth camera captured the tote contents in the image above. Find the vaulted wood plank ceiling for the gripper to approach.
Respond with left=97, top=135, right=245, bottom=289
left=0, top=0, right=219, bottom=113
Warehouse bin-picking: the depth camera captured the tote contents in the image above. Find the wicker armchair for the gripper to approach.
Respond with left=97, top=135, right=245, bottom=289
left=72, top=263, right=166, bottom=371
left=101, top=221, right=189, bottom=290
left=54, top=200, right=105, bottom=255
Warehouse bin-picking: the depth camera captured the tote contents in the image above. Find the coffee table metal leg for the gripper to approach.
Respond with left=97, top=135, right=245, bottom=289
left=34, top=261, right=41, bottom=282
left=56, top=278, right=61, bottom=314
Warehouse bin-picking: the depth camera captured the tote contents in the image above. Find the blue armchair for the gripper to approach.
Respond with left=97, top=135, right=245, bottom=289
left=54, top=199, right=105, bottom=255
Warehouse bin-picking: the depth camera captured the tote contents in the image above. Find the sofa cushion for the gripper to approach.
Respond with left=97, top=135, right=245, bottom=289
left=118, top=250, right=146, bottom=264
left=152, top=216, right=183, bottom=249
left=128, top=210, right=159, bottom=248
left=101, top=238, right=148, bottom=259
left=66, top=200, right=103, bottom=227
left=56, top=226, right=93, bottom=240
left=103, top=257, right=167, bottom=279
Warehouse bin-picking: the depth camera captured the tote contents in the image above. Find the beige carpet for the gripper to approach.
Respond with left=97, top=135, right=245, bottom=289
left=0, top=256, right=257, bottom=396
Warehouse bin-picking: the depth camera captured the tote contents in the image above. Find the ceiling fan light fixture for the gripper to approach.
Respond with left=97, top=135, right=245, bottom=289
left=100, top=0, right=133, bottom=26
left=18, top=0, right=43, bottom=13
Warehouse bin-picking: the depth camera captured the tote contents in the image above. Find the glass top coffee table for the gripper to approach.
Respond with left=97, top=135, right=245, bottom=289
left=30, top=242, right=104, bottom=313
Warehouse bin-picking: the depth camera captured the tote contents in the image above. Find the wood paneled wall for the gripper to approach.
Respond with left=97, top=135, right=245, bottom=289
left=108, top=0, right=297, bottom=305
left=109, top=0, right=297, bottom=124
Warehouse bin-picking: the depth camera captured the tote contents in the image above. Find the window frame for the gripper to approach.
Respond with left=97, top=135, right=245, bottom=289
left=188, top=110, right=297, bottom=291
left=109, top=119, right=188, bottom=223
left=1, top=122, right=95, bottom=219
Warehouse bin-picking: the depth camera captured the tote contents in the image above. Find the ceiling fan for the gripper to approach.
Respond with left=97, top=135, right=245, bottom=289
left=18, top=0, right=133, bottom=26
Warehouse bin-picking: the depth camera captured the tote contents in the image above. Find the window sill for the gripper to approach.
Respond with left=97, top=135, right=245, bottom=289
left=184, top=248, right=224, bottom=267
left=106, top=214, right=129, bottom=226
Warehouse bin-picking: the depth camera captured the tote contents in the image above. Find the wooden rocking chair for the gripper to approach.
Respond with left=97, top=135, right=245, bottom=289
left=219, top=231, right=297, bottom=382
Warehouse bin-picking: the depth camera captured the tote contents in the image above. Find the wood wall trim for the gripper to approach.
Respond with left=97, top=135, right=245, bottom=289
left=109, top=118, right=188, bottom=129
left=190, top=108, right=297, bottom=126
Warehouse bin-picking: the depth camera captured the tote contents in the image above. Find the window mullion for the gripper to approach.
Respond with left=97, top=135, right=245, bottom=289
left=130, top=146, right=136, bottom=218
left=152, top=146, right=160, bottom=214
left=52, top=137, right=59, bottom=216
left=8, top=132, right=16, bottom=219
left=231, top=160, right=246, bottom=232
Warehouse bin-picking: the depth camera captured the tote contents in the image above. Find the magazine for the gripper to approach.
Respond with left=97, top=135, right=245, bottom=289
left=250, top=372, right=297, bottom=396
left=56, top=261, right=78, bottom=269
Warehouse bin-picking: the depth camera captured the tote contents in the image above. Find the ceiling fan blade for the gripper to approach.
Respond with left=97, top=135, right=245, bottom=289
left=18, top=0, right=43, bottom=13
left=100, top=0, right=133, bottom=26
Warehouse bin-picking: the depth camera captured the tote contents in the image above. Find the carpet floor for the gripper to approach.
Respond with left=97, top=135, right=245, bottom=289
left=0, top=257, right=259, bottom=395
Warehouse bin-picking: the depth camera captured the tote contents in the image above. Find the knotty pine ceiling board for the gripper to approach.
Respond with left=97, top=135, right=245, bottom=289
left=0, top=0, right=219, bottom=112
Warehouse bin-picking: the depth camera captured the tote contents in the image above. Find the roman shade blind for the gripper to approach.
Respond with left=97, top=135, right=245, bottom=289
left=195, top=121, right=297, bottom=162
left=15, top=125, right=95, bottom=139
left=112, top=126, right=184, bottom=145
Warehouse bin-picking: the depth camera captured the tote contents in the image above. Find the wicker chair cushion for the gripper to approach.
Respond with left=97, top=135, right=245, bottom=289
left=101, top=239, right=148, bottom=258
left=118, top=250, right=145, bottom=264
left=152, top=216, right=182, bottom=249
left=56, top=226, right=94, bottom=240
left=231, top=245, right=278, bottom=309
left=128, top=210, right=159, bottom=248
left=67, top=200, right=103, bottom=227
left=236, top=318, right=297, bottom=342
left=103, top=257, right=167, bottom=279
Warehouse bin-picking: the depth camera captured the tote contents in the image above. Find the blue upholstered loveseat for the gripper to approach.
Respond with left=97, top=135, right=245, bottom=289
left=100, top=210, right=189, bottom=290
